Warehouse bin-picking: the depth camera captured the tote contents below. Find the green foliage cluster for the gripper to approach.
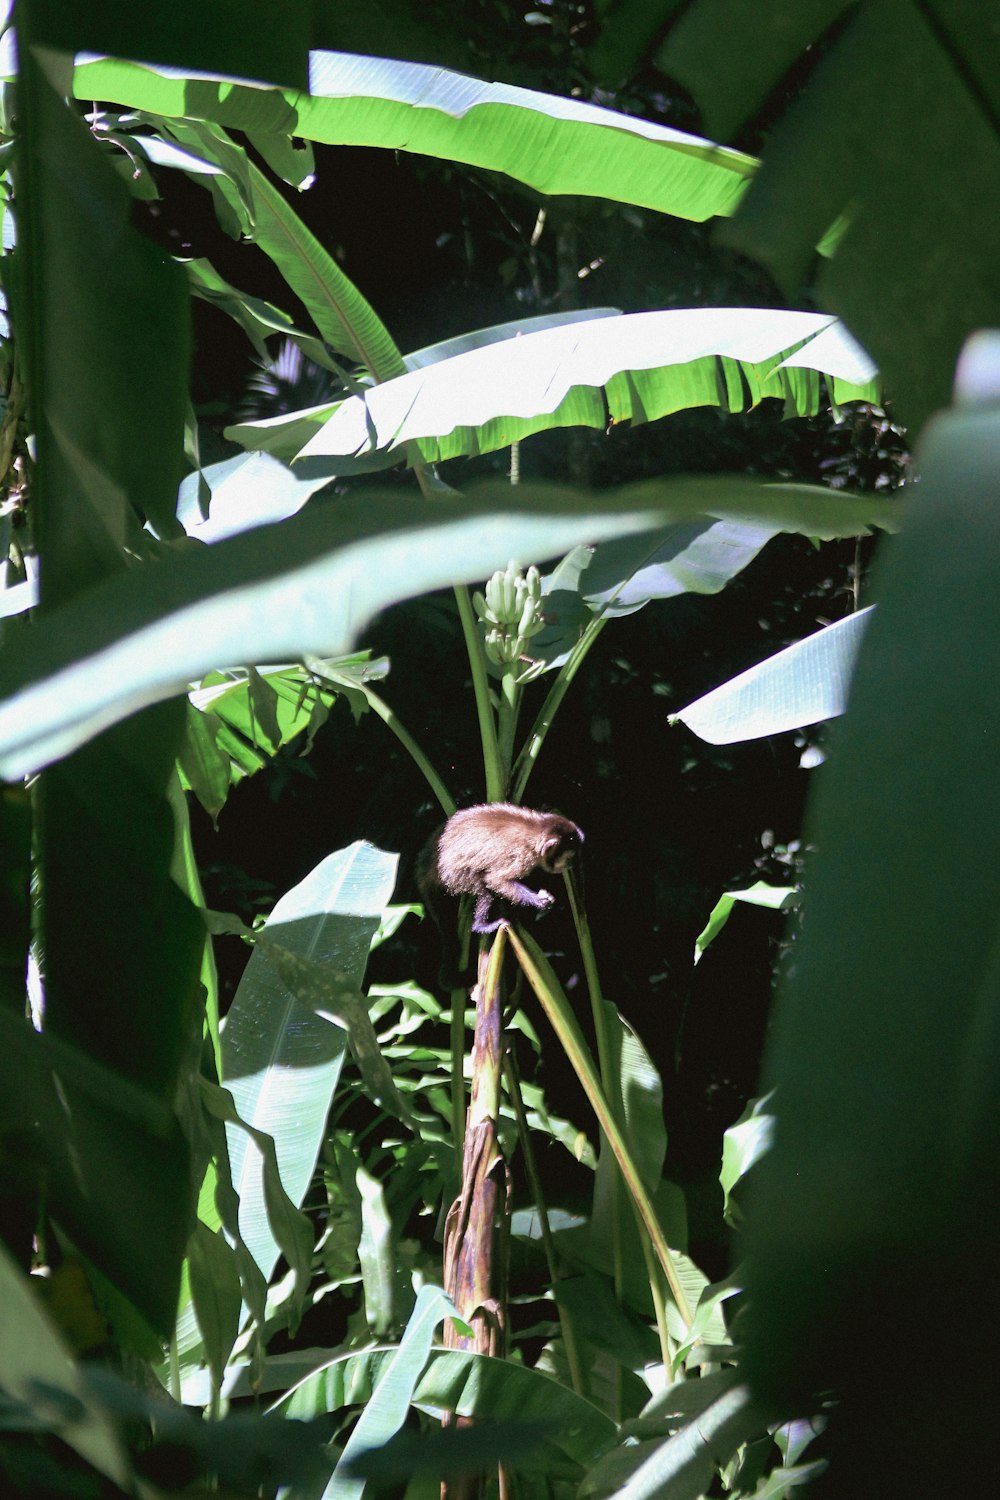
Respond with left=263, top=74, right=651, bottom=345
left=1, top=3, right=998, bottom=1499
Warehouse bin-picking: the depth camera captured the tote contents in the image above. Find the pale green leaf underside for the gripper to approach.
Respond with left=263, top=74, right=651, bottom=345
left=0, top=486, right=896, bottom=778
left=277, top=307, right=878, bottom=463
left=673, top=603, right=875, bottom=744
left=222, top=842, right=398, bottom=1282
left=72, top=49, right=757, bottom=224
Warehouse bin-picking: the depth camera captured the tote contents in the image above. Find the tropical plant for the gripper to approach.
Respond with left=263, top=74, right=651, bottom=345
left=0, top=3, right=928, bottom=1498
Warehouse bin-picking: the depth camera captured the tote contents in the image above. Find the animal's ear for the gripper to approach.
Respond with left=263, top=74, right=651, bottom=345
left=540, top=835, right=563, bottom=864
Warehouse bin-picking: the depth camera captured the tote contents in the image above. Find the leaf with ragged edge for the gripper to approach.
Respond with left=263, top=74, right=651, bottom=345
left=220, top=843, right=399, bottom=1286
left=70, top=49, right=757, bottom=224
left=225, top=307, right=627, bottom=462
left=183, top=654, right=388, bottom=800
left=291, top=307, right=878, bottom=464
left=0, top=479, right=898, bottom=779
left=672, top=605, right=875, bottom=745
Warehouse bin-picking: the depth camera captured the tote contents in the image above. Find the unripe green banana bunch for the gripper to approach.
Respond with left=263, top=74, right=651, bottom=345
left=474, top=561, right=544, bottom=665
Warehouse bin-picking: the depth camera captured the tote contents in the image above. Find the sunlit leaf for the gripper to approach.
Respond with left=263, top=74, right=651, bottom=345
left=71, top=48, right=758, bottom=224
left=673, top=605, right=875, bottom=744
left=293, top=308, right=878, bottom=464
left=221, top=843, right=398, bottom=1284
left=0, top=478, right=894, bottom=777
left=694, top=883, right=798, bottom=963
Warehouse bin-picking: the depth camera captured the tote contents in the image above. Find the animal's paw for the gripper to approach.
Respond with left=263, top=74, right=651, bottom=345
left=537, top=888, right=555, bottom=908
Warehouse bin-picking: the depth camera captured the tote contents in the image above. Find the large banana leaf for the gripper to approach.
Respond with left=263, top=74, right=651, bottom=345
left=70, top=49, right=757, bottom=224
left=228, top=307, right=878, bottom=464
left=0, top=479, right=895, bottom=779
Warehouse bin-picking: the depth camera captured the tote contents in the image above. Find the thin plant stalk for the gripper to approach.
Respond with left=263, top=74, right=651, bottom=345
left=506, top=923, right=694, bottom=1328
left=511, top=612, right=608, bottom=802
left=502, top=1047, right=587, bottom=1397
left=454, top=583, right=504, bottom=801
left=567, top=872, right=675, bottom=1383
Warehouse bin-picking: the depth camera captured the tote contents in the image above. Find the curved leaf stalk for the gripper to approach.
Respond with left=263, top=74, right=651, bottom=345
left=506, top=924, right=694, bottom=1328
left=512, top=611, right=609, bottom=803
left=324, top=671, right=455, bottom=817
left=454, top=582, right=503, bottom=801
left=409, top=462, right=502, bottom=800
left=567, top=866, right=629, bottom=1412
left=501, top=1046, right=587, bottom=1398
left=568, top=872, right=675, bottom=1377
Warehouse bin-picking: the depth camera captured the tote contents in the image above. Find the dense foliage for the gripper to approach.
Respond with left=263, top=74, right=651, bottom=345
left=1, top=4, right=998, bottom=1500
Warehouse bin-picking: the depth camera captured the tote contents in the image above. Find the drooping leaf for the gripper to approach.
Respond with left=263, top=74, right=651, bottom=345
left=290, top=308, right=878, bottom=464
left=694, top=883, right=798, bottom=963
left=71, top=48, right=759, bottom=224
left=720, top=1095, right=775, bottom=1225
left=0, top=478, right=896, bottom=777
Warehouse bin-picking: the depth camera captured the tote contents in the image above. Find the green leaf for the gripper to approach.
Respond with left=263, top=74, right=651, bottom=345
left=694, top=883, right=798, bottom=963
left=579, top=1381, right=765, bottom=1500
left=356, top=1164, right=400, bottom=1335
left=0, top=1009, right=193, bottom=1335
left=720, top=1096, right=775, bottom=1226
left=0, top=480, right=897, bottom=778
left=186, top=1220, right=242, bottom=1395
left=177, top=703, right=231, bottom=821
left=675, top=0, right=1000, bottom=430
left=245, top=156, right=406, bottom=377
left=293, top=308, right=879, bottom=464
left=176, top=447, right=335, bottom=543
left=220, top=843, right=399, bottom=1285
left=72, top=49, right=758, bottom=224
left=186, top=257, right=338, bottom=371
left=280, top=1344, right=618, bottom=1478
left=328, top=1284, right=457, bottom=1500
left=0, top=1240, right=133, bottom=1489
left=673, top=605, right=874, bottom=744
left=200, top=1080, right=314, bottom=1329
left=740, top=365, right=1000, bottom=1473
left=656, top=1, right=851, bottom=142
